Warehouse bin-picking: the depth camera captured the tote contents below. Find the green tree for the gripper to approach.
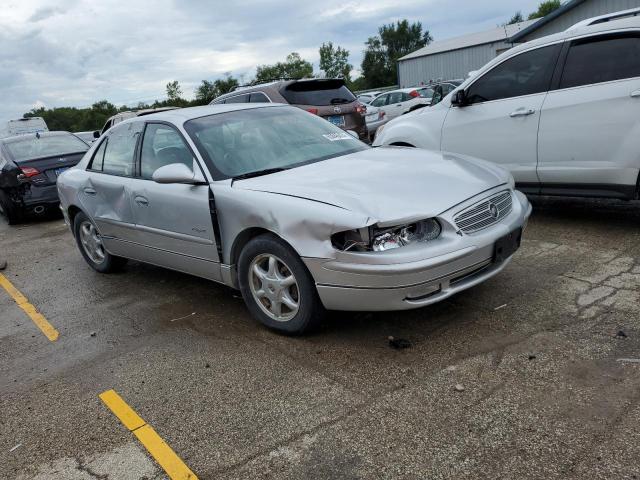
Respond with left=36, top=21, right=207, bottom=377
left=165, top=80, right=183, bottom=101
left=194, top=80, right=217, bottom=104
left=319, top=42, right=352, bottom=80
left=528, top=0, right=561, bottom=20
left=361, top=36, right=390, bottom=88
left=255, top=52, right=313, bottom=83
left=194, top=75, right=240, bottom=105
left=360, top=20, right=433, bottom=89
left=507, top=11, right=524, bottom=24
left=214, top=75, right=239, bottom=96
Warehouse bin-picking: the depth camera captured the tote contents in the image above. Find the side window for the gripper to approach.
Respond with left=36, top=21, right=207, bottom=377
left=225, top=94, right=249, bottom=104
left=250, top=92, right=270, bottom=103
left=89, top=138, right=108, bottom=171
left=370, top=95, right=387, bottom=107
left=388, top=92, right=403, bottom=104
left=140, top=124, right=194, bottom=180
left=431, top=85, right=444, bottom=106
left=101, top=122, right=141, bottom=176
left=466, top=44, right=559, bottom=104
left=560, top=34, right=640, bottom=89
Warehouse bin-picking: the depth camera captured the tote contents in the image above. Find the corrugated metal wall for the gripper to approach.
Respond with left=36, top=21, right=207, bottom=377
left=398, top=40, right=512, bottom=87
left=520, top=0, right=640, bottom=41
left=398, top=0, right=640, bottom=87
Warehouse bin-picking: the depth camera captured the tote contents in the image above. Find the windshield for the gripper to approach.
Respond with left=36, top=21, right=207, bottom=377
left=281, top=80, right=356, bottom=106
left=5, top=134, right=89, bottom=163
left=184, top=106, right=368, bottom=180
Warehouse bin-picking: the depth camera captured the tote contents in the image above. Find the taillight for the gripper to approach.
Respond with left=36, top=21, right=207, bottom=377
left=355, top=102, right=367, bottom=115
left=379, top=111, right=386, bottom=119
left=306, top=108, right=319, bottom=115
left=20, top=167, right=40, bottom=177
left=409, top=90, right=420, bottom=98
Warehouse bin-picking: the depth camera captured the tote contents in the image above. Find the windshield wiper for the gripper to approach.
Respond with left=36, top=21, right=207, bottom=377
left=231, top=167, right=288, bottom=186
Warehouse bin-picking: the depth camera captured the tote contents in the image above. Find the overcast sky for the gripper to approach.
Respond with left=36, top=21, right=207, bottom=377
left=0, top=0, right=542, bottom=122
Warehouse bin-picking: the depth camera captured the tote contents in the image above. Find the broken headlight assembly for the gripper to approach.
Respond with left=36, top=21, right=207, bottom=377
left=332, top=219, right=442, bottom=252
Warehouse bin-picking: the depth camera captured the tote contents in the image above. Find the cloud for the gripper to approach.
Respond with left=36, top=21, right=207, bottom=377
left=0, top=0, right=541, bottom=123
left=28, top=5, right=67, bottom=22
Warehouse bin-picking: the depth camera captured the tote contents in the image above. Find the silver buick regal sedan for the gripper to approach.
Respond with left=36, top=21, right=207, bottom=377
left=57, top=104, right=531, bottom=334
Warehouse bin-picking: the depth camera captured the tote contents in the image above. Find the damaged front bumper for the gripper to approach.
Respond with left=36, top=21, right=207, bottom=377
left=303, top=189, right=532, bottom=311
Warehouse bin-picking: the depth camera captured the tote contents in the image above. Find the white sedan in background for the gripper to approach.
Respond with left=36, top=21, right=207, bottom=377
left=369, top=88, right=431, bottom=121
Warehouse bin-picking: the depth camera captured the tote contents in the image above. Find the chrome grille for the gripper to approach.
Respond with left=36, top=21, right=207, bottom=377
left=454, top=190, right=513, bottom=234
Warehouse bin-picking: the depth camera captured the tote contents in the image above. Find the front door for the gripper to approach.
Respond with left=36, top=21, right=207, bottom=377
left=441, top=43, right=562, bottom=185
left=129, top=122, right=221, bottom=281
left=537, top=32, right=640, bottom=195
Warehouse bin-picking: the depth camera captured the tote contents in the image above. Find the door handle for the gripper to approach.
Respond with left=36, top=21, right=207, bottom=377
left=510, top=108, right=535, bottom=118
left=134, top=196, right=149, bottom=206
left=631, top=90, right=640, bottom=98
left=83, top=188, right=96, bottom=196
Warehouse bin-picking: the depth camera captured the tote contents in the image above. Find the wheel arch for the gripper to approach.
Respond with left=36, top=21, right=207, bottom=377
left=67, top=205, right=84, bottom=235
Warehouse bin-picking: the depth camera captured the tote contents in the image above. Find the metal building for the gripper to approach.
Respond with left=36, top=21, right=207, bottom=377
left=398, top=0, right=640, bottom=87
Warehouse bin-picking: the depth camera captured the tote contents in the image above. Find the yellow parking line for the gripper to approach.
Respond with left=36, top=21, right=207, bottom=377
left=0, top=273, right=59, bottom=341
left=99, top=390, right=198, bottom=480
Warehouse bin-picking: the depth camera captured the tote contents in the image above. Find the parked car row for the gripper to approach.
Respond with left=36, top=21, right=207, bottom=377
left=3, top=8, right=638, bottom=337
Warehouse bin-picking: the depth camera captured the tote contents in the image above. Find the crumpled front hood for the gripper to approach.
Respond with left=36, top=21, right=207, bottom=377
left=233, top=147, right=508, bottom=225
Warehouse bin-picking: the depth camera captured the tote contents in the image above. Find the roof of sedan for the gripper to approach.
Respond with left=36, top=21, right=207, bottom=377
left=136, top=103, right=286, bottom=123
left=0, top=131, right=75, bottom=144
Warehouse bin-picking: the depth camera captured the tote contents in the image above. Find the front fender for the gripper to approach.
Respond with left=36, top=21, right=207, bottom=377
left=373, top=106, right=448, bottom=150
left=212, top=183, right=373, bottom=264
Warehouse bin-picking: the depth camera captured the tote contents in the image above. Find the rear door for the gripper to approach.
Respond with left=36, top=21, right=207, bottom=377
left=128, top=122, right=221, bottom=280
left=537, top=32, right=640, bottom=194
left=384, top=91, right=409, bottom=119
left=441, top=43, right=562, bottom=185
left=79, top=122, right=141, bottom=254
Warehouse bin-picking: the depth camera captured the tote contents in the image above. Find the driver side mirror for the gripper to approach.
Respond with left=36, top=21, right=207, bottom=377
left=93, top=130, right=100, bottom=139
left=451, top=90, right=468, bottom=107
left=152, top=161, right=206, bottom=185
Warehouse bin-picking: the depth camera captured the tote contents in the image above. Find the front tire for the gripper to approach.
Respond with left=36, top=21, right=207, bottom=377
left=73, top=211, right=127, bottom=273
left=238, top=234, right=325, bottom=334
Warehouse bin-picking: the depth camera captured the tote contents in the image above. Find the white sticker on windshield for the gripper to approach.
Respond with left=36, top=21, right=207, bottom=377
left=323, top=132, right=352, bottom=141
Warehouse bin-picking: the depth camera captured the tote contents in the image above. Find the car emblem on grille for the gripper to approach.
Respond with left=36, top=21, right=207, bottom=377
left=333, top=106, right=342, bottom=114
left=489, top=203, right=499, bottom=219
left=58, top=158, right=66, bottom=162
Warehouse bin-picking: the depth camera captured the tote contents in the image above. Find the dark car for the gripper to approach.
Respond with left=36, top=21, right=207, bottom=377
left=211, top=78, right=368, bottom=141
left=0, top=132, right=89, bottom=224
left=423, top=80, right=463, bottom=106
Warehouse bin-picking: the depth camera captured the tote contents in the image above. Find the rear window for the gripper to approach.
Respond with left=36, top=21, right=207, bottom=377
left=5, top=134, right=88, bottom=163
left=281, top=80, right=356, bottom=106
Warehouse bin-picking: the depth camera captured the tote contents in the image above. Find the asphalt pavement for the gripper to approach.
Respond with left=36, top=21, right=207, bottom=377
left=1, top=196, right=640, bottom=479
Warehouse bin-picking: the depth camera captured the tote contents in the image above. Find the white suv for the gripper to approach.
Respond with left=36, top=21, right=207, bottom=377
left=374, top=9, right=640, bottom=200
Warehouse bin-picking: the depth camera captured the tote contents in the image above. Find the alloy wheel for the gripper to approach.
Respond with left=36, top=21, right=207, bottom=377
left=79, top=220, right=105, bottom=264
left=248, top=253, right=300, bottom=322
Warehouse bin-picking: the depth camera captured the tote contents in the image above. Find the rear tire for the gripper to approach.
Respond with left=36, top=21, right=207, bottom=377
left=73, top=211, right=127, bottom=273
left=238, top=234, right=325, bottom=334
left=0, top=190, right=23, bottom=225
